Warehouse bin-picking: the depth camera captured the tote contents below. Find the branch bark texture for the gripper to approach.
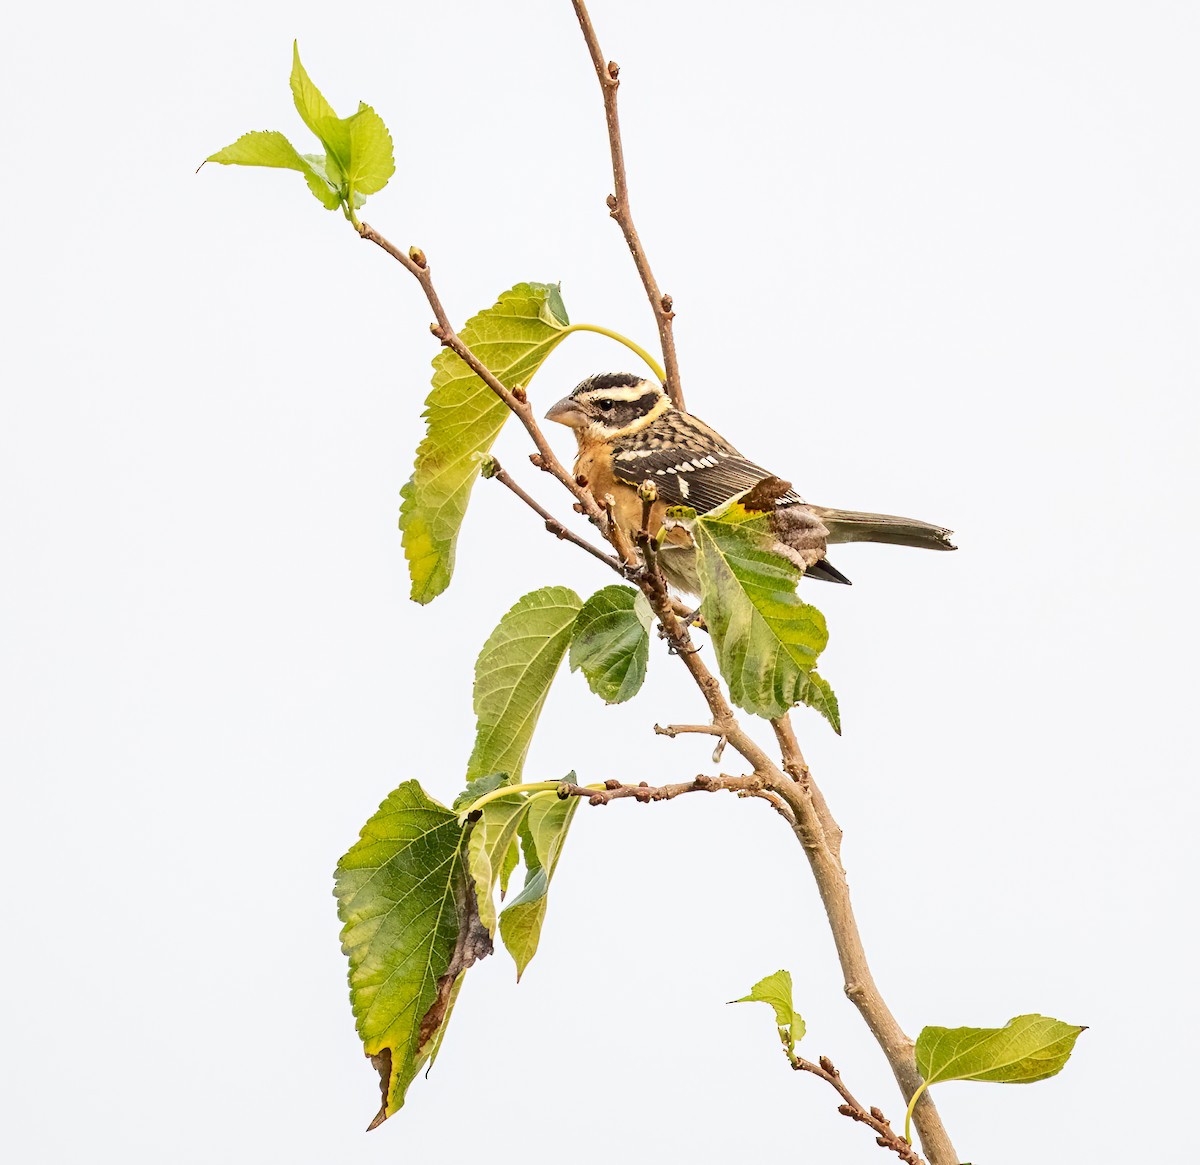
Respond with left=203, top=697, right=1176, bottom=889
left=571, top=0, right=685, bottom=411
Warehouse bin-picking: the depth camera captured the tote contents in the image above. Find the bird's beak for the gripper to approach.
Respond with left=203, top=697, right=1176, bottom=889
left=545, top=396, right=586, bottom=428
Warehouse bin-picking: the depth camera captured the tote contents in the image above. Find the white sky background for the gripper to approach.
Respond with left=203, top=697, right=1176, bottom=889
left=2, top=1, right=1197, bottom=1161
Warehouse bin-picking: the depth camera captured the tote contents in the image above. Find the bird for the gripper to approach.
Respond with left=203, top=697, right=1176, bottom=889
left=544, top=372, right=955, bottom=595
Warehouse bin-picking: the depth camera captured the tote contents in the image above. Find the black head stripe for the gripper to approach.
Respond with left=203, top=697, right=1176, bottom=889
left=630, top=390, right=662, bottom=417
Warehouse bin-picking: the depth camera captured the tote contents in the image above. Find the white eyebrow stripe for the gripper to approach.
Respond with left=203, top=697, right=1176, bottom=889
left=580, top=383, right=655, bottom=403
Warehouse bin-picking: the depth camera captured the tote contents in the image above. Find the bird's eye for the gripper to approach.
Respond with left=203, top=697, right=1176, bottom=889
left=598, top=399, right=614, bottom=412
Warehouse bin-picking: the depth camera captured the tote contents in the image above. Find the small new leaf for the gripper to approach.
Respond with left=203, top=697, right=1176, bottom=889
left=346, top=102, right=395, bottom=195
left=732, top=969, right=806, bottom=1054
left=334, top=781, right=492, bottom=1127
left=569, top=585, right=651, bottom=704
left=398, top=282, right=573, bottom=602
left=206, top=43, right=393, bottom=215
left=466, top=587, right=582, bottom=784
left=205, top=131, right=341, bottom=209
left=915, top=1014, right=1085, bottom=1087
left=499, top=786, right=579, bottom=979
left=290, top=40, right=339, bottom=141
left=691, top=500, right=831, bottom=721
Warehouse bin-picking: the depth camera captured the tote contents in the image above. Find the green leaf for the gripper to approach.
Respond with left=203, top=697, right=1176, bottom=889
left=690, top=500, right=829, bottom=720
left=466, top=792, right=531, bottom=935
left=398, top=282, right=573, bottom=603
left=451, top=771, right=510, bottom=811
left=796, top=670, right=841, bottom=735
left=334, top=781, right=492, bottom=1127
left=289, top=42, right=352, bottom=187
left=299, top=153, right=347, bottom=210
left=205, top=131, right=340, bottom=209
left=916, top=1014, right=1086, bottom=1087
left=290, top=41, right=339, bottom=145
left=465, top=586, right=582, bottom=784
left=731, top=969, right=806, bottom=1054
left=569, top=585, right=651, bottom=704
left=498, top=835, right=521, bottom=898
left=499, top=786, right=579, bottom=979
left=346, top=102, right=395, bottom=195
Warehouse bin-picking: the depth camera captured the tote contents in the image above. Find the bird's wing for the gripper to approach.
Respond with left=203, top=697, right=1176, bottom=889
left=610, top=445, right=805, bottom=514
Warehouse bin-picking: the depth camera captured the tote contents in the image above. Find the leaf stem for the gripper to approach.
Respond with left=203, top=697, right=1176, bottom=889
left=461, top=780, right=603, bottom=819
left=564, top=324, right=666, bottom=382
left=903, top=1081, right=929, bottom=1146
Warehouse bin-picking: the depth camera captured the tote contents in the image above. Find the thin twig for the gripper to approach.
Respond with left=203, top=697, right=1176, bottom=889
left=486, top=457, right=620, bottom=571
left=653, top=723, right=723, bottom=738
left=570, top=0, right=685, bottom=410
left=785, top=1048, right=925, bottom=1165
left=356, top=222, right=625, bottom=548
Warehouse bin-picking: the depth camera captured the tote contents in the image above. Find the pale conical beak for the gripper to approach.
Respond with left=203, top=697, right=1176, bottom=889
left=545, top=396, right=586, bottom=428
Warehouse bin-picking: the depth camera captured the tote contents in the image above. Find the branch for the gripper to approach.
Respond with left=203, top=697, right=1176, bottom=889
left=558, top=775, right=795, bottom=825
left=485, top=456, right=621, bottom=572
left=764, top=714, right=959, bottom=1165
left=786, top=1049, right=925, bottom=1165
left=570, top=0, right=685, bottom=410
left=356, top=222, right=637, bottom=568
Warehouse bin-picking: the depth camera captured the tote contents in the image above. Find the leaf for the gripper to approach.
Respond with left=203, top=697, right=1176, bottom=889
left=451, top=771, right=510, bottom=811
left=499, top=787, right=579, bottom=979
left=398, top=283, right=573, bottom=603
left=731, top=969, right=806, bottom=1054
left=796, top=670, right=841, bottom=735
left=205, top=131, right=340, bottom=209
left=208, top=45, right=394, bottom=212
left=334, top=781, right=492, bottom=1127
left=915, top=1014, right=1085, bottom=1087
left=690, top=500, right=829, bottom=720
left=290, top=41, right=339, bottom=145
left=465, top=586, right=582, bottom=784
left=569, top=585, right=651, bottom=703
left=346, top=102, right=395, bottom=195
left=466, top=792, right=531, bottom=935
left=498, top=834, right=521, bottom=898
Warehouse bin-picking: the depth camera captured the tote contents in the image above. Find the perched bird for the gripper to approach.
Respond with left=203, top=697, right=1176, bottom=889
left=545, top=372, right=955, bottom=595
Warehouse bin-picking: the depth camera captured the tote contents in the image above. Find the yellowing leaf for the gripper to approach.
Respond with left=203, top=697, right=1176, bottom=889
left=466, top=793, right=530, bottom=935
left=399, top=283, right=572, bottom=603
left=916, top=1014, right=1086, bottom=1087
left=499, top=787, right=579, bottom=978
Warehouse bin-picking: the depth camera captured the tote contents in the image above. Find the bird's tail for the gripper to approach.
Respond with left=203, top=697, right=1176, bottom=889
left=809, top=506, right=957, bottom=552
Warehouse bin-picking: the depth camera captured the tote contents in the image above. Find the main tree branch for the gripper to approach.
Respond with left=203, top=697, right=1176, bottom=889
left=570, top=0, right=685, bottom=411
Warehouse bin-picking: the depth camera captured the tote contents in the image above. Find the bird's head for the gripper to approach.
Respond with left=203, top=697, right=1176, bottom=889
left=544, top=373, right=671, bottom=442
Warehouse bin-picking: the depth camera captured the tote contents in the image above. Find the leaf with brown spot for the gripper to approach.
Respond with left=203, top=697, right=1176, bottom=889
left=335, top=781, right=493, bottom=1126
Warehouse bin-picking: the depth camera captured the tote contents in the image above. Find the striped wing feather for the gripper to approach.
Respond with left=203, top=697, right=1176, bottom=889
left=611, top=446, right=803, bottom=514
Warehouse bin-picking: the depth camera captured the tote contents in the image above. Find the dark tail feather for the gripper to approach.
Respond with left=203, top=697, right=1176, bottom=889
left=807, top=558, right=853, bottom=585
left=810, top=506, right=957, bottom=552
